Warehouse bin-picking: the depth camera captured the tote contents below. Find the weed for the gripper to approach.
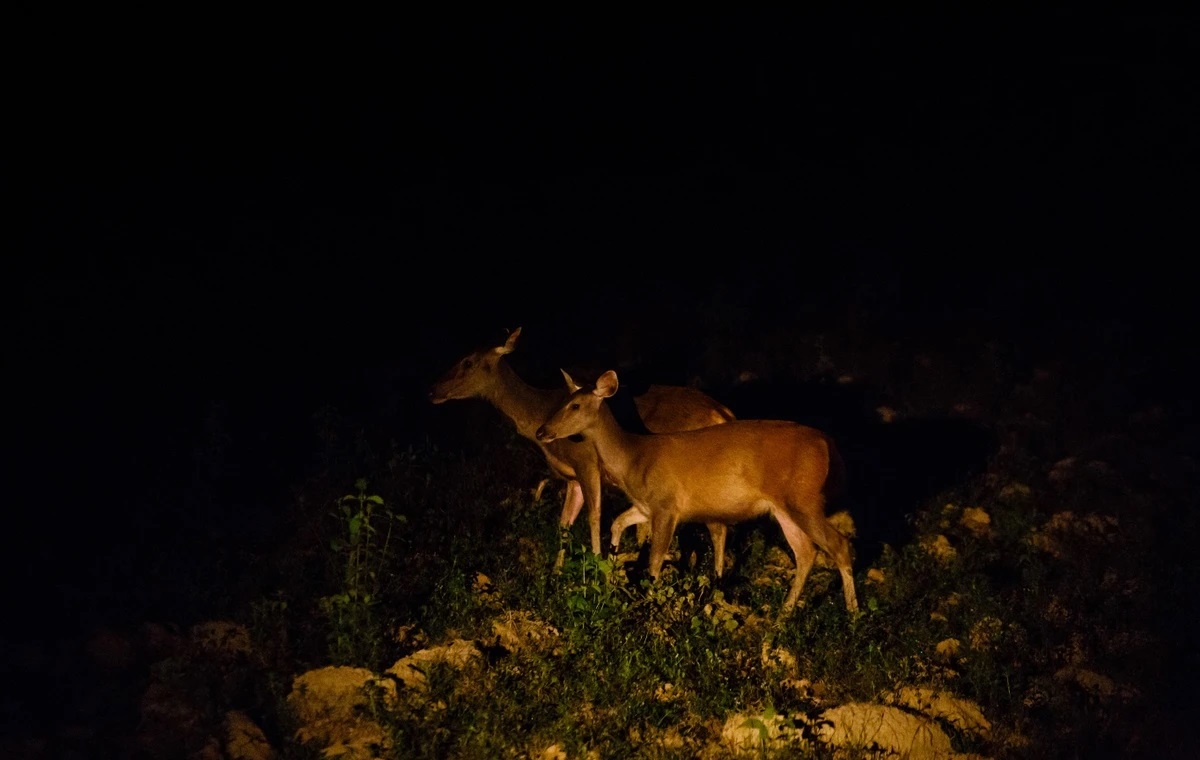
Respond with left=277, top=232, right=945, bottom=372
left=319, top=478, right=406, bottom=667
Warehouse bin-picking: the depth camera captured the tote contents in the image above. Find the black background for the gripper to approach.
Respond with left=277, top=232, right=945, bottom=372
left=6, top=9, right=1198, bottom=626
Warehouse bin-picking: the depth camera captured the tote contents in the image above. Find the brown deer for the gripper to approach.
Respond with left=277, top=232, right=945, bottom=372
left=536, top=369, right=858, bottom=613
left=428, top=328, right=736, bottom=565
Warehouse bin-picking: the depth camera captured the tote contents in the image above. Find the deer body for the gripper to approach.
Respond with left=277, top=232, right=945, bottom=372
left=536, top=369, right=858, bottom=613
left=429, top=328, right=735, bottom=561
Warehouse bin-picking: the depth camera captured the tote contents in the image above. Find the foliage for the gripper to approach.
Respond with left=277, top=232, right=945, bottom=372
left=319, top=477, right=405, bottom=667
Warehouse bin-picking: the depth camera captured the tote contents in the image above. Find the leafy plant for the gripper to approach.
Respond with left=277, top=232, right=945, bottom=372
left=319, top=478, right=405, bottom=666
left=741, top=703, right=795, bottom=753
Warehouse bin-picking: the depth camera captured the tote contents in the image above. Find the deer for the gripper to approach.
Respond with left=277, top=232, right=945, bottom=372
left=535, top=368, right=858, bottom=613
left=428, top=327, right=736, bottom=567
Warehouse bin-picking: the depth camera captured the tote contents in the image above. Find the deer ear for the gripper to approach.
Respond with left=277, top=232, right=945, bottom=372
left=498, top=327, right=521, bottom=355
left=594, top=370, right=619, bottom=398
left=560, top=369, right=582, bottom=393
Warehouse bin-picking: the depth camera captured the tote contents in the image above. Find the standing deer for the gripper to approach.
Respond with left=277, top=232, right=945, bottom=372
left=536, top=369, right=858, bottom=613
left=428, top=328, right=736, bottom=566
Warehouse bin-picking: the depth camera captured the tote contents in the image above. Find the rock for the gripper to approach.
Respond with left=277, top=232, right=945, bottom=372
left=959, top=508, right=992, bottom=538
left=288, top=665, right=397, bottom=759
left=885, top=686, right=993, bottom=740
left=719, top=710, right=802, bottom=756
left=387, top=639, right=481, bottom=692
left=223, top=710, right=276, bottom=760
left=813, top=703, right=958, bottom=759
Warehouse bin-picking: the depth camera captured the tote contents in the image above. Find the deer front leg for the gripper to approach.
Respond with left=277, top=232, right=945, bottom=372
left=559, top=480, right=584, bottom=527
left=579, top=464, right=604, bottom=555
left=554, top=480, right=585, bottom=570
left=648, top=508, right=680, bottom=580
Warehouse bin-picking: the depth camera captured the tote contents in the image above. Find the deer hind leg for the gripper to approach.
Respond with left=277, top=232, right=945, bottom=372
left=635, top=520, right=651, bottom=547
left=611, top=504, right=650, bottom=550
left=790, top=504, right=859, bottom=613
left=823, top=523, right=859, bottom=613
left=705, top=523, right=729, bottom=577
left=774, top=510, right=819, bottom=610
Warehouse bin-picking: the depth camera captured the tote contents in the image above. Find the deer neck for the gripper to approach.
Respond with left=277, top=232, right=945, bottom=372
left=485, top=360, right=568, bottom=440
left=585, top=402, right=644, bottom=489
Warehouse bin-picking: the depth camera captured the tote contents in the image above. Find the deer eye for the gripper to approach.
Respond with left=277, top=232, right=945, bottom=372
left=462, top=359, right=473, bottom=369
left=570, top=403, right=580, bottom=410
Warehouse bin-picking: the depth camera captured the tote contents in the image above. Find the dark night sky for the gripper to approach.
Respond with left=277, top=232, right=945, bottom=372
left=12, top=13, right=1198, bottom=310
left=6, top=11, right=1199, bottom=598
